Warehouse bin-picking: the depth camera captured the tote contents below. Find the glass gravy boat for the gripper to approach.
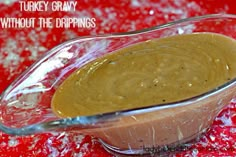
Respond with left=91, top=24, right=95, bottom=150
left=1, top=14, right=236, bottom=155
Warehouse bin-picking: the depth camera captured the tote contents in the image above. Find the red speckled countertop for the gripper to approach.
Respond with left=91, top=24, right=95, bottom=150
left=1, top=0, right=236, bottom=156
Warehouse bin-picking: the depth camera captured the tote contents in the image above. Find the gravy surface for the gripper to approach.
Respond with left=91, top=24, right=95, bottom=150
left=51, top=33, right=236, bottom=117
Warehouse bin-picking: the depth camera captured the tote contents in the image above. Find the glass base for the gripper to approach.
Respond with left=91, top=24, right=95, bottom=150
left=99, top=139, right=193, bottom=156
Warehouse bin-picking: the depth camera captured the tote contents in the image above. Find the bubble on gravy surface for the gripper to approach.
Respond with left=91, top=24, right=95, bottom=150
left=51, top=33, right=236, bottom=118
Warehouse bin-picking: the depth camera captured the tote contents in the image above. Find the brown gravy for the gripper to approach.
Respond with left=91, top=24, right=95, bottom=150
left=51, top=33, right=236, bottom=117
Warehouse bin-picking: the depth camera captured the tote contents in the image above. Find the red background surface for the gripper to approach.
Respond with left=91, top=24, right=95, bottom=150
left=1, top=0, right=236, bottom=156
